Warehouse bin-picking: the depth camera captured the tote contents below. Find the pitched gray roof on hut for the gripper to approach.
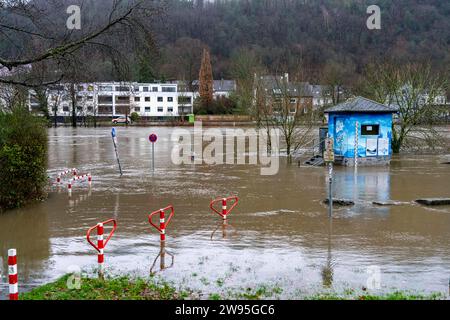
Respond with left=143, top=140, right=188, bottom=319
left=324, top=96, right=398, bottom=113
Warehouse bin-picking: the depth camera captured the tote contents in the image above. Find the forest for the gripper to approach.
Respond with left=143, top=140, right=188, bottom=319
left=0, top=0, right=449, bottom=87
left=152, top=0, right=450, bottom=85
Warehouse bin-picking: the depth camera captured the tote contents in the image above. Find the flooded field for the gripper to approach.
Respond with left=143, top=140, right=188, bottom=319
left=1, top=127, right=449, bottom=299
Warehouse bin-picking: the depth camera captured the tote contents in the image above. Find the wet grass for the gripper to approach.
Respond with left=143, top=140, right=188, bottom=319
left=20, top=274, right=447, bottom=300
left=21, top=274, right=191, bottom=300
left=307, top=291, right=445, bottom=300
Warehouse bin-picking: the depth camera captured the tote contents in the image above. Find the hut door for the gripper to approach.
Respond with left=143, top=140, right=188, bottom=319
left=334, top=117, right=346, bottom=156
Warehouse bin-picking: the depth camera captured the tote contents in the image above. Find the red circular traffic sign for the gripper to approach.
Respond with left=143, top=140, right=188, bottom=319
left=149, top=133, right=158, bottom=143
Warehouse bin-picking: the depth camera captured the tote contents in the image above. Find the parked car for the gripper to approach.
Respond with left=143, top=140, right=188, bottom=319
left=112, top=116, right=131, bottom=124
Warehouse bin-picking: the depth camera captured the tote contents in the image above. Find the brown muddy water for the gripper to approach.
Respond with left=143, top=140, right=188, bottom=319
left=1, top=127, right=450, bottom=299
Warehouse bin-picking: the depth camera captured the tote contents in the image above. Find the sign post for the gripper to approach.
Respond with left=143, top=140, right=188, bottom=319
left=354, top=121, right=359, bottom=168
left=324, top=137, right=334, bottom=218
left=111, top=128, right=123, bottom=176
left=149, top=133, right=158, bottom=172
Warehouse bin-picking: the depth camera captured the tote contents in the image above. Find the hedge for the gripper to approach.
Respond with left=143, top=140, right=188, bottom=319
left=0, top=107, right=48, bottom=211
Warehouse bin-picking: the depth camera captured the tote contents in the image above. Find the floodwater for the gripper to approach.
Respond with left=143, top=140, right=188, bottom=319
left=1, top=127, right=449, bottom=299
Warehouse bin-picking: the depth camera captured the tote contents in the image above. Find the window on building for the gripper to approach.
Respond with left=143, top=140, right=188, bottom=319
left=115, top=86, right=129, bottom=92
left=145, top=97, right=150, bottom=102
left=168, top=107, right=173, bottom=113
left=87, top=107, right=93, bottom=112
left=135, top=97, right=140, bottom=102
left=134, top=86, right=140, bottom=92
left=99, top=86, right=113, bottom=91
left=87, top=96, right=93, bottom=101
left=178, top=97, right=192, bottom=104
left=115, top=106, right=129, bottom=114
left=145, top=107, right=151, bottom=112
left=115, top=96, right=130, bottom=103
left=157, top=97, right=163, bottom=102
left=63, top=106, right=69, bottom=112
left=76, top=96, right=83, bottom=101
left=167, top=97, right=173, bottom=102
left=76, top=107, right=83, bottom=112
left=361, top=124, right=380, bottom=136
left=143, top=87, right=149, bottom=92
left=98, top=95, right=113, bottom=103
left=152, top=87, right=158, bottom=92
left=98, top=106, right=113, bottom=113
left=134, top=107, right=140, bottom=112
left=157, top=107, right=163, bottom=112
left=162, top=87, right=176, bottom=92
left=77, top=85, right=84, bottom=91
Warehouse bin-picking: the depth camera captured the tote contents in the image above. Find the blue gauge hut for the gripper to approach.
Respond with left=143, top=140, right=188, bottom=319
left=324, top=96, right=398, bottom=166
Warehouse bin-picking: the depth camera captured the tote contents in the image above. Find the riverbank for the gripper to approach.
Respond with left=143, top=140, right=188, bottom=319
left=20, top=275, right=446, bottom=300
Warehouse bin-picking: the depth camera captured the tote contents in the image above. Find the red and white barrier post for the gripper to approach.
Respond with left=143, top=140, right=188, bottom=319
left=8, top=249, right=18, bottom=300
left=88, top=174, right=92, bottom=186
left=86, top=219, right=117, bottom=278
left=148, top=205, right=174, bottom=243
left=210, top=196, right=239, bottom=220
left=97, top=223, right=105, bottom=274
left=222, top=198, right=227, bottom=220
left=68, top=182, right=72, bottom=195
left=159, top=209, right=166, bottom=242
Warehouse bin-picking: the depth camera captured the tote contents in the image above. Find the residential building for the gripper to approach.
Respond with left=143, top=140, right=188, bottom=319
left=175, top=79, right=237, bottom=99
left=253, top=73, right=335, bottom=118
left=254, top=74, right=315, bottom=116
left=28, top=82, right=195, bottom=119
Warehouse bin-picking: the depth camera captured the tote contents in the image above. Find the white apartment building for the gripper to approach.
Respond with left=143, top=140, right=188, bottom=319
left=29, top=82, right=195, bottom=118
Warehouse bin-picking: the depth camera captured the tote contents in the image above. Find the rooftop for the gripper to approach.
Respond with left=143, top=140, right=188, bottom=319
left=324, top=96, right=398, bottom=113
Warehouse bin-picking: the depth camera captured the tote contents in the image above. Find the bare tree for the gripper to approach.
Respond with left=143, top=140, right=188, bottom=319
left=0, top=83, right=27, bottom=110
left=160, top=37, right=205, bottom=91
left=361, top=62, right=449, bottom=153
left=0, top=0, right=162, bottom=87
left=321, top=60, right=354, bottom=106
left=255, top=74, right=315, bottom=163
left=47, top=84, right=64, bottom=127
left=230, top=47, right=264, bottom=115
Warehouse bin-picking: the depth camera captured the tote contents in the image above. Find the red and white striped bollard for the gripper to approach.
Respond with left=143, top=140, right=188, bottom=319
left=159, top=209, right=166, bottom=242
left=97, top=223, right=104, bottom=275
left=222, top=198, right=227, bottom=220
left=8, top=249, right=18, bottom=300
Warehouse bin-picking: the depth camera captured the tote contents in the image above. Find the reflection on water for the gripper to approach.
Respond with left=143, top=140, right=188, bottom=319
left=210, top=220, right=237, bottom=241
left=0, top=127, right=450, bottom=299
left=333, top=168, right=391, bottom=216
left=321, top=219, right=334, bottom=289
left=150, top=242, right=174, bottom=275
left=0, top=200, right=51, bottom=294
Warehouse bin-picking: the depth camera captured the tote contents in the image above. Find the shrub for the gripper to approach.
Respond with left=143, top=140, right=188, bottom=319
left=193, top=96, right=238, bottom=115
left=130, top=112, right=140, bottom=122
left=0, top=107, right=48, bottom=211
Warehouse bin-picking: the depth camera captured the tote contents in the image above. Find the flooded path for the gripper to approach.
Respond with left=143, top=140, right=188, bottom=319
left=1, top=127, right=449, bottom=299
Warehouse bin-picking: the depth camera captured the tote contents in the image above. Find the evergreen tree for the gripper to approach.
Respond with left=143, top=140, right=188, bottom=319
left=198, top=48, right=214, bottom=108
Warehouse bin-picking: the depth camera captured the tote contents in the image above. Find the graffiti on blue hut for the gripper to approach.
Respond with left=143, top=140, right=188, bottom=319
left=325, top=97, right=398, bottom=165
